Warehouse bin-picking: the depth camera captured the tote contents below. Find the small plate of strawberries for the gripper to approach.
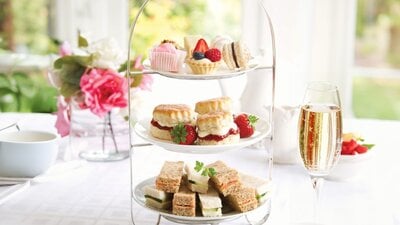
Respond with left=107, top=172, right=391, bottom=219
left=328, top=132, right=375, bottom=181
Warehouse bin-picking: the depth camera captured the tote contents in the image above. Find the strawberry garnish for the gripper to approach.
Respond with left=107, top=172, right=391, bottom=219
left=193, top=38, right=209, bottom=53
left=341, top=133, right=374, bottom=155
left=234, top=113, right=258, bottom=138
left=171, top=123, right=197, bottom=145
left=205, top=48, right=221, bottom=62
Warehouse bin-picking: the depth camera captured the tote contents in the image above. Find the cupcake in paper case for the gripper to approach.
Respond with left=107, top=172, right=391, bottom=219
left=150, top=43, right=186, bottom=72
left=222, top=41, right=251, bottom=70
left=186, top=58, right=221, bottom=75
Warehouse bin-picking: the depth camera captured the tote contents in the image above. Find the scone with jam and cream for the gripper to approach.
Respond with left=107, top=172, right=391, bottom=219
left=195, top=96, right=232, bottom=115
left=196, top=111, right=239, bottom=145
left=150, top=104, right=195, bottom=141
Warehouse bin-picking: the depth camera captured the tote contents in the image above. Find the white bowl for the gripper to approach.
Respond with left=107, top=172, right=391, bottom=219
left=327, top=150, right=375, bottom=181
left=0, top=131, right=59, bottom=177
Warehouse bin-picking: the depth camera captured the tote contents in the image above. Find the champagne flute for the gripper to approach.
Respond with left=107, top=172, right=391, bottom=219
left=298, top=81, right=343, bottom=224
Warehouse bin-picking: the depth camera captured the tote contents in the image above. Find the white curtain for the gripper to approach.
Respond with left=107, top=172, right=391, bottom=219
left=242, top=0, right=357, bottom=117
left=48, top=0, right=129, bottom=49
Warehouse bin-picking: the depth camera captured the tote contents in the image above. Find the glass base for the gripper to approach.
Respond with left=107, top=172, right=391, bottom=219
left=79, top=151, right=129, bottom=162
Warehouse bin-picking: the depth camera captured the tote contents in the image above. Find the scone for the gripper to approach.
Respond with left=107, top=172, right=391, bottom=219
left=196, top=111, right=239, bottom=145
left=150, top=104, right=195, bottom=141
left=222, top=41, right=251, bottom=69
left=195, top=96, right=232, bottom=115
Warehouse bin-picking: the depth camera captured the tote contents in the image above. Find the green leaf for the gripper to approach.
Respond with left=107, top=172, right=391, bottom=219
left=12, top=72, right=36, bottom=98
left=0, top=88, right=18, bottom=112
left=194, top=161, right=204, bottom=172
left=362, top=144, right=375, bottom=150
left=54, top=55, right=92, bottom=69
left=78, top=35, right=88, bottom=48
left=171, top=123, right=187, bottom=144
left=248, top=114, right=259, bottom=127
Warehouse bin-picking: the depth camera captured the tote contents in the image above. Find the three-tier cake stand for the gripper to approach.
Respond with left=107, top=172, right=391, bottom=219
left=127, top=0, right=276, bottom=224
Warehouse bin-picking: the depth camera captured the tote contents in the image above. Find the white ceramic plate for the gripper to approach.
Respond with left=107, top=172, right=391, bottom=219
left=133, top=177, right=269, bottom=223
left=143, top=58, right=264, bottom=80
left=133, top=117, right=271, bottom=154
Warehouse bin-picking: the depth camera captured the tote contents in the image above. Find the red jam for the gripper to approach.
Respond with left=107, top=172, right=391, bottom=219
left=198, top=128, right=239, bottom=141
left=151, top=119, right=173, bottom=131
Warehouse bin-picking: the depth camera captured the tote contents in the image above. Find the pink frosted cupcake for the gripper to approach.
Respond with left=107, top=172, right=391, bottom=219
left=150, top=43, right=186, bottom=72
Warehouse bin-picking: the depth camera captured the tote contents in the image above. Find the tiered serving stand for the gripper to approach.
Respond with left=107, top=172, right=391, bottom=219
left=127, top=0, right=276, bottom=224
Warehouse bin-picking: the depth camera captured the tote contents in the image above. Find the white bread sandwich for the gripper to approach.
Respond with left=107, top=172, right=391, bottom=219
left=239, top=173, right=272, bottom=204
left=172, top=186, right=196, bottom=217
left=206, top=160, right=241, bottom=196
left=150, top=104, right=195, bottom=141
left=185, top=163, right=210, bottom=194
left=143, top=185, right=172, bottom=209
left=196, top=111, right=239, bottom=145
left=198, top=187, right=222, bottom=217
left=155, top=161, right=184, bottom=193
left=227, top=187, right=258, bottom=212
left=195, top=96, right=232, bottom=115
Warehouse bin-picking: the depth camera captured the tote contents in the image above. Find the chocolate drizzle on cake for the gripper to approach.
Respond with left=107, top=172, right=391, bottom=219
left=231, top=42, right=240, bottom=68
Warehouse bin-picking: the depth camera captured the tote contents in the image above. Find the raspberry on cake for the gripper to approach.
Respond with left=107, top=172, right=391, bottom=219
left=196, top=111, right=239, bottom=145
left=186, top=38, right=222, bottom=75
left=150, top=104, right=195, bottom=141
left=195, top=96, right=232, bottom=115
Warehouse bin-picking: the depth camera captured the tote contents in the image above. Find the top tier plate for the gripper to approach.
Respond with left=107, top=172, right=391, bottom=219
left=142, top=58, right=269, bottom=80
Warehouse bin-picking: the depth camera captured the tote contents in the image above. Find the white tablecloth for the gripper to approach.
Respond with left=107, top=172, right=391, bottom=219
left=0, top=113, right=399, bottom=225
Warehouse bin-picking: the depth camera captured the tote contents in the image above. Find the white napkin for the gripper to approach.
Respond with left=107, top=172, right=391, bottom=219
left=0, top=181, right=30, bottom=205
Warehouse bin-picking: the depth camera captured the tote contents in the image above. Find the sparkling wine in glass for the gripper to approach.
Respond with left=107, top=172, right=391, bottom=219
left=298, top=81, right=343, bottom=224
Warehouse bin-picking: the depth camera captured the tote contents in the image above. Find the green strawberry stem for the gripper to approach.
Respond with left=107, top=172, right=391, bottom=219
left=171, top=123, right=187, bottom=144
left=248, top=115, right=259, bottom=127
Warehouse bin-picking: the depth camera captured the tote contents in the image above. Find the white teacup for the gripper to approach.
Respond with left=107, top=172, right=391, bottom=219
left=269, top=105, right=301, bottom=164
left=0, top=131, right=59, bottom=177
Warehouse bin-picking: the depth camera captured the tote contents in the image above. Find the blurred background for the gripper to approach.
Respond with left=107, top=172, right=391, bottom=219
left=0, top=0, right=399, bottom=120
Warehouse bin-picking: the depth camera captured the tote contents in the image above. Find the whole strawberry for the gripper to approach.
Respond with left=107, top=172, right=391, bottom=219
left=171, top=123, right=197, bottom=145
left=205, top=48, right=222, bottom=62
left=234, top=114, right=259, bottom=138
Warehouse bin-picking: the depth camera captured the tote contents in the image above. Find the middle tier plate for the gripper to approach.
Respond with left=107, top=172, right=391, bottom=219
left=133, top=117, right=271, bottom=154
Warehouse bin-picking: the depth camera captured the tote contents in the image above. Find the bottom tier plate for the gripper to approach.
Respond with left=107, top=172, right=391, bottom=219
left=133, top=177, right=271, bottom=224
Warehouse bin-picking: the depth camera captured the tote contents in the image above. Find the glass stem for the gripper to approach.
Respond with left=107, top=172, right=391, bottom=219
left=108, top=111, right=120, bottom=153
left=311, top=176, right=324, bottom=224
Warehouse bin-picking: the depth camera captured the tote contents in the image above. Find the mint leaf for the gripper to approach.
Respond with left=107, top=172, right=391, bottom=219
left=207, top=167, right=216, bottom=177
left=194, top=161, right=204, bottom=172
left=362, top=144, right=375, bottom=150
left=248, top=114, right=259, bottom=127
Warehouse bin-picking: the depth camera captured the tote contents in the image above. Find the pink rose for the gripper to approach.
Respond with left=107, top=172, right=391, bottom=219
left=55, top=96, right=71, bottom=137
left=59, top=41, right=72, bottom=56
left=79, top=68, right=128, bottom=117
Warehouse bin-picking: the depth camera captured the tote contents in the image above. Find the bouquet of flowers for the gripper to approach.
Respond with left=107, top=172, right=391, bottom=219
left=50, top=36, right=153, bottom=137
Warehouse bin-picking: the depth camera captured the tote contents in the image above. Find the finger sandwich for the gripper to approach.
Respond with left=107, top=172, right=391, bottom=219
left=155, top=161, right=184, bottom=193
left=150, top=104, right=195, bottom=141
left=239, top=173, right=272, bottom=204
left=172, top=186, right=196, bottom=217
left=206, top=160, right=241, bottom=196
left=195, top=96, right=232, bottom=115
left=185, top=163, right=210, bottom=194
left=198, top=187, right=222, bottom=217
left=143, top=185, right=172, bottom=209
left=227, top=187, right=258, bottom=212
left=197, top=111, right=239, bottom=145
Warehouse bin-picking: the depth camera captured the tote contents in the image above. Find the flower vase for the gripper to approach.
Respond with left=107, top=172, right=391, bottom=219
left=68, top=103, right=129, bottom=162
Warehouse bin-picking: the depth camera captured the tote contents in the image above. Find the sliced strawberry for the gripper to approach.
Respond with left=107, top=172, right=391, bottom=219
left=193, top=38, right=209, bottom=53
left=355, top=145, right=368, bottom=154
left=234, top=113, right=258, bottom=138
left=171, top=123, right=197, bottom=145
left=341, top=144, right=353, bottom=155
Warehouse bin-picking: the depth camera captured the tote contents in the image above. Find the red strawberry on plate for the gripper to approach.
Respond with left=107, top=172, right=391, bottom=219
left=205, top=48, right=221, bottom=62
left=193, top=38, right=209, bottom=53
left=171, top=123, right=197, bottom=145
left=234, top=113, right=259, bottom=138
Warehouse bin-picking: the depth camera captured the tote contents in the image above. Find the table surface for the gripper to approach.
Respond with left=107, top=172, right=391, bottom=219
left=0, top=113, right=399, bottom=225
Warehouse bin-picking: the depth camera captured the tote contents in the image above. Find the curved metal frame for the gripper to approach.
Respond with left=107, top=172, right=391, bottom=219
left=127, top=0, right=276, bottom=224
